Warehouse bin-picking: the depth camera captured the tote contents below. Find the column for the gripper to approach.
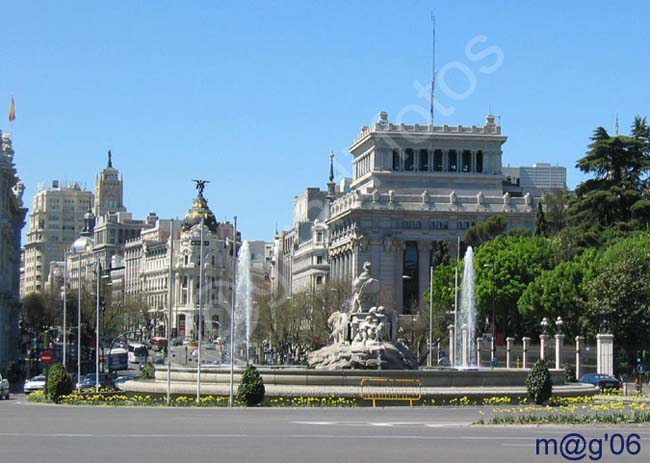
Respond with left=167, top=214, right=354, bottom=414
left=461, top=324, right=469, bottom=368
left=417, top=242, right=432, bottom=310
left=575, top=336, right=584, bottom=379
left=555, top=333, right=565, bottom=370
left=506, top=337, right=514, bottom=368
left=471, top=151, right=476, bottom=173
left=522, top=337, right=530, bottom=369
left=539, top=334, right=550, bottom=362
left=442, top=151, right=448, bottom=172
left=596, top=333, right=614, bottom=376
left=476, top=337, right=482, bottom=367
left=448, top=324, right=455, bottom=367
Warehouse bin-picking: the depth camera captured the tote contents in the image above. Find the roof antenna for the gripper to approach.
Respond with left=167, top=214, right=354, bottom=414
left=430, top=12, right=436, bottom=126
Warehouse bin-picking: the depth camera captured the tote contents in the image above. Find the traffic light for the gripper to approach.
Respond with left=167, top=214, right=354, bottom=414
left=636, top=351, right=642, bottom=364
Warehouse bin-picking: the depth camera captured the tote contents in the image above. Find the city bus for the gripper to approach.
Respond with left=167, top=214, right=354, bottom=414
left=128, top=342, right=148, bottom=364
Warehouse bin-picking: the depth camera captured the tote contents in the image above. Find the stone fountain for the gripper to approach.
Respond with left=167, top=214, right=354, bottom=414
left=307, top=261, right=417, bottom=370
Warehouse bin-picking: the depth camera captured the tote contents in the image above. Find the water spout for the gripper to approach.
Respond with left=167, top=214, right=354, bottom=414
left=234, top=240, right=252, bottom=362
left=455, top=246, right=476, bottom=368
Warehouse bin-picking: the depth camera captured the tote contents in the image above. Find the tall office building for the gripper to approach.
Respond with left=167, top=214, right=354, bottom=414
left=22, top=180, right=93, bottom=295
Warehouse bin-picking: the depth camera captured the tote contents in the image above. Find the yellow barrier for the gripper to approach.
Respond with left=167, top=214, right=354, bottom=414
left=360, top=378, right=422, bottom=407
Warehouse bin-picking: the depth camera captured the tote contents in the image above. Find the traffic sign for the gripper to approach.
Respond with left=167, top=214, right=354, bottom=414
left=636, top=364, right=646, bottom=374
left=40, top=350, right=53, bottom=365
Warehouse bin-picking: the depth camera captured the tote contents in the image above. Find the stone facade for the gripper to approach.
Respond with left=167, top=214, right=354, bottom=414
left=22, top=180, right=93, bottom=295
left=122, top=191, right=237, bottom=340
left=94, top=150, right=126, bottom=217
left=0, top=132, right=27, bottom=371
left=273, top=112, right=542, bottom=314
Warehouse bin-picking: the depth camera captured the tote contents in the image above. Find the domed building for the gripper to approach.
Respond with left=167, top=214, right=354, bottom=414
left=123, top=183, right=238, bottom=341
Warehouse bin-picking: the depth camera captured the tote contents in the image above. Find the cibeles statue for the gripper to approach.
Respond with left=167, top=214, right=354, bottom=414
left=307, top=261, right=416, bottom=369
left=351, top=261, right=381, bottom=313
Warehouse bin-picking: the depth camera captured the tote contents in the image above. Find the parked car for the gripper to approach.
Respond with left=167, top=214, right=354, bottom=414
left=578, top=373, right=622, bottom=390
left=0, top=372, right=10, bottom=399
left=76, top=373, right=113, bottom=390
left=24, top=375, right=47, bottom=394
left=113, top=374, right=138, bottom=391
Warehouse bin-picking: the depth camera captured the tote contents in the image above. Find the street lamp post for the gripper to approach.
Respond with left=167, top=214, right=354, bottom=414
left=95, top=259, right=101, bottom=393
left=483, top=263, right=496, bottom=363
left=428, top=266, right=433, bottom=368
left=229, top=216, right=237, bottom=408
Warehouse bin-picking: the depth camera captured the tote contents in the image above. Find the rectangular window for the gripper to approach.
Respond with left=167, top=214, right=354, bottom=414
left=316, top=256, right=323, bottom=264
left=392, top=151, right=400, bottom=171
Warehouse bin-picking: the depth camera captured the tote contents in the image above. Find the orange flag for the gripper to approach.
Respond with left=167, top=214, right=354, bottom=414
left=8, top=97, right=15, bottom=122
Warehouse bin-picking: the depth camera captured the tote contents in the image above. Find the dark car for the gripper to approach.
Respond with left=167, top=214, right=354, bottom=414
left=76, top=373, right=113, bottom=390
left=578, top=373, right=622, bottom=390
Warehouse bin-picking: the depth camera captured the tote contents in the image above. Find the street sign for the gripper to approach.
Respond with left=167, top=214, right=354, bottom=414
left=40, top=350, right=53, bottom=365
left=636, top=364, right=646, bottom=374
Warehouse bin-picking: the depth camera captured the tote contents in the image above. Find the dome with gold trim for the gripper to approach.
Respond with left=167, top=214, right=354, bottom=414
left=181, top=194, right=218, bottom=233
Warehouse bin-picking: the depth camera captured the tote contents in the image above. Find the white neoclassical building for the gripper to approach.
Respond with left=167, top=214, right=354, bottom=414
left=273, top=112, right=543, bottom=313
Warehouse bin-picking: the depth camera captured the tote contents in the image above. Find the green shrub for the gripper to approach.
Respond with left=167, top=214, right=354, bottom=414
left=139, top=362, right=155, bottom=380
left=525, top=359, right=553, bottom=404
left=45, top=363, right=73, bottom=403
left=563, top=363, right=576, bottom=383
left=237, top=364, right=265, bottom=406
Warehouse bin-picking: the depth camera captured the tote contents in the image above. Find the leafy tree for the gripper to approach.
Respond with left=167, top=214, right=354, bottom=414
left=464, top=216, right=507, bottom=248
left=517, top=249, right=598, bottom=337
left=543, top=189, right=570, bottom=236
left=475, top=235, right=558, bottom=337
left=581, top=235, right=650, bottom=357
left=237, top=364, right=265, bottom=406
left=21, top=292, right=57, bottom=335
left=535, top=201, right=548, bottom=237
left=570, top=123, right=650, bottom=231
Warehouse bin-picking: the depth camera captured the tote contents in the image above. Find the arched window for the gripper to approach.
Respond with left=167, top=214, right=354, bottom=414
left=402, top=241, right=419, bottom=313
left=433, top=149, right=443, bottom=171
left=448, top=150, right=458, bottom=172
left=419, top=149, right=429, bottom=171
left=462, top=150, right=472, bottom=172
left=404, top=149, right=414, bottom=171
left=476, top=150, right=483, bottom=173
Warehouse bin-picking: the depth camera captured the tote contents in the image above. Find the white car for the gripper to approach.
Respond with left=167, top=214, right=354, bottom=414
left=24, top=375, right=46, bottom=394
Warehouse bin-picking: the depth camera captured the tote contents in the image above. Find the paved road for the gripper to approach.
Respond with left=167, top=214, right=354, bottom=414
left=2, top=395, right=650, bottom=463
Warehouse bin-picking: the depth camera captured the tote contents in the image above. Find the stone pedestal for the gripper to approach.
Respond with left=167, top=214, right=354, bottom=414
left=539, top=334, right=550, bottom=361
left=522, top=337, right=531, bottom=369
left=555, top=334, right=565, bottom=370
left=597, top=333, right=614, bottom=376
left=575, top=336, right=584, bottom=379
left=506, top=337, right=515, bottom=368
left=461, top=325, right=469, bottom=368
left=447, top=324, right=455, bottom=366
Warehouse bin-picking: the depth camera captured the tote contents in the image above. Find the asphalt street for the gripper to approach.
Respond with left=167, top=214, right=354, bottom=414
left=2, top=395, right=650, bottom=463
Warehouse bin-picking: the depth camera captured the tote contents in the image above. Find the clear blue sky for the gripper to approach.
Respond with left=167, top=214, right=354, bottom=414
left=3, top=1, right=650, bottom=240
